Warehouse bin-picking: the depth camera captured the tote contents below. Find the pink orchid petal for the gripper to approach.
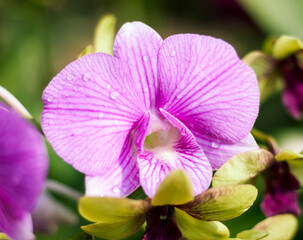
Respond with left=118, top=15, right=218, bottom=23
left=85, top=136, right=140, bottom=197
left=113, top=21, right=163, bottom=109
left=195, top=133, right=259, bottom=169
left=0, top=103, right=47, bottom=240
left=136, top=109, right=212, bottom=198
left=157, top=34, right=259, bottom=143
left=42, top=53, right=146, bottom=175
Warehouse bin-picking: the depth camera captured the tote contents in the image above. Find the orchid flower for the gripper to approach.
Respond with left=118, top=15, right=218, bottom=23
left=79, top=170, right=258, bottom=240
left=243, top=35, right=303, bottom=120
left=212, top=138, right=302, bottom=218
left=42, top=21, right=259, bottom=198
left=0, top=102, right=48, bottom=240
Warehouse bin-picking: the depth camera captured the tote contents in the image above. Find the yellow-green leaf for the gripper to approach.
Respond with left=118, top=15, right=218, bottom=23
left=179, top=184, right=258, bottom=221
left=174, top=208, right=230, bottom=240
left=152, top=169, right=194, bottom=206
left=93, top=14, right=117, bottom=55
left=253, top=214, right=298, bottom=240
left=288, top=160, right=303, bottom=186
left=275, top=150, right=303, bottom=161
left=272, top=35, right=303, bottom=59
left=236, top=229, right=268, bottom=240
left=78, top=45, right=94, bottom=59
left=242, top=51, right=278, bottom=103
left=212, top=150, right=274, bottom=187
left=81, top=214, right=145, bottom=239
left=79, top=197, right=150, bottom=223
left=0, top=233, right=9, bottom=240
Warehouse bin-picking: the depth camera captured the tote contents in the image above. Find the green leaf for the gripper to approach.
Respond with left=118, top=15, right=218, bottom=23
left=174, top=208, right=230, bottom=240
left=79, top=197, right=150, bottom=223
left=236, top=230, right=268, bottom=240
left=253, top=214, right=298, bottom=240
left=275, top=150, right=303, bottom=161
left=242, top=51, right=278, bottom=103
left=272, top=35, right=303, bottom=59
left=212, top=150, right=274, bottom=187
left=179, top=184, right=258, bottom=221
left=81, top=214, right=145, bottom=239
left=288, top=160, right=303, bottom=186
left=152, top=169, right=194, bottom=206
left=78, top=45, right=94, bottom=58
left=93, top=14, right=117, bottom=55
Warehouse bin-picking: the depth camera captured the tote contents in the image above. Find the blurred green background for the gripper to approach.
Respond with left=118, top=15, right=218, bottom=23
left=1, top=0, right=303, bottom=239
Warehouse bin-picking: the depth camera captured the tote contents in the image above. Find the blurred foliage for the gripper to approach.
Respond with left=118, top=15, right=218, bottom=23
left=0, top=0, right=303, bottom=239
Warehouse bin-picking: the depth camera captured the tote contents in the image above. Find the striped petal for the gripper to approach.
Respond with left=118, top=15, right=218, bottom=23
left=85, top=135, right=140, bottom=197
left=42, top=53, right=145, bottom=175
left=195, top=133, right=259, bottom=169
left=157, top=34, right=259, bottom=143
left=136, top=109, right=212, bottom=198
left=113, top=21, right=163, bottom=109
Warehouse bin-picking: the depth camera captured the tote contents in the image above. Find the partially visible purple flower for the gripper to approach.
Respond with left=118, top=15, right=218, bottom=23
left=261, top=161, right=300, bottom=217
left=281, top=55, right=303, bottom=119
left=42, top=22, right=259, bottom=198
left=243, top=36, right=303, bottom=120
left=0, top=102, right=48, bottom=240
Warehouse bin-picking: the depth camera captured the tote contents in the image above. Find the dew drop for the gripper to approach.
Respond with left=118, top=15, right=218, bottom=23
left=211, top=141, right=220, bottom=149
left=47, top=97, right=53, bottom=102
left=160, top=215, right=167, bottom=220
left=114, top=120, right=119, bottom=126
left=110, top=91, right=119, bottom=100
left=143, top=55, right=148, bottom=61
left=98, top=112, right=104, bottom=118
left=66, top=75, right=72, bottom=81
left=106, top=84, right=111, bottom=90
left=171, top=50, right=176, bottom=57
left=65, top=93, right=70, bottom=97
left=113, top=187, right=119, bottom=194
left=83, top=73, right=91, bottom=82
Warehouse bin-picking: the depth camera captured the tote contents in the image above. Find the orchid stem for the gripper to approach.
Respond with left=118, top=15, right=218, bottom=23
left=0, top=85, right=44, bottom=135
left=46, top=180, right=82, bottom=201
left=0, top=86, right=33, bottom=119
left=251, top=128, right=279, bottom=155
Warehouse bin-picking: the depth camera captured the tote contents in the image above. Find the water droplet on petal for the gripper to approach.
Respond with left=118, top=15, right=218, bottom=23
left=48, top=119, right=55, bottom=126
left=110, top=91, right=119, bottom=100
left=83, top=73, right=91, bottom=82
left=47, top=97, right=53, bottom=102
left=113, top=187, right=119, bottom=194
left=211, top=141, right=220, bottom=149
left=66, top=75, right=72, bottom=81
left=98, top=112, right=104, bottom=118
left=143, top=55, right=148, bottom=61
left=65, top=93, right=70, bottom=97
left=171, top=50, right=176, bottom=57
left=106, top=84, right=111, bottom=90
